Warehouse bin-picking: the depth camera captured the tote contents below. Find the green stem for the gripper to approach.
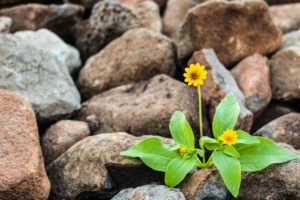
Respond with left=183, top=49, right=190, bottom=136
left=198, top=86, right=203, bottom=138
left=195, top=156, right=205, bottom=168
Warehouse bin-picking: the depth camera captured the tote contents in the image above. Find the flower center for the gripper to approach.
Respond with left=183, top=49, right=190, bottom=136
left=190, top=72, right=199, bottom=80
left=219, top=129, right=237, bottom=145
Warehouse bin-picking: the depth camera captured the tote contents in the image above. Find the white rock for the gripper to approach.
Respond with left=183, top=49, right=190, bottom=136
left=0, top=16, right=12, bottom=33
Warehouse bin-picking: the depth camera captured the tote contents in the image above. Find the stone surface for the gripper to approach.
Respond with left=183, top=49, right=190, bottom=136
left=112, top=185, right=186, bottom=200
left=270, top=46, right=300, bottom=101
left=0, top=16, right=12, bottom=33
left=281, top=29, right=300, bottom=49
left=13, top=29, right=82, bottom=74
left=42, top=120, right=90, bottom=165
left=189, top=49, right=253, bottom=132
left=78, top=28, right=176, bottom=98
left=231, top=54, right=271, bottom=117
left=176, top=0, right=282, bottom=66
left=255, top=113, right=300, bottom=149
left=47, top=132, right=169, bottom=200
left=270, top=3, right=300, bottom=33
left=0, top=89, right=50, bottom=200
left=0, top=34, right=81, bottom=121
left=179, top=169, right=227, bottom=200
left=0, top=3, right=84, bottom=40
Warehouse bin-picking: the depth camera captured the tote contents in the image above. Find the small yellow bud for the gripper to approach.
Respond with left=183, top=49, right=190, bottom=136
left=179, top=146, right=187, bottom=155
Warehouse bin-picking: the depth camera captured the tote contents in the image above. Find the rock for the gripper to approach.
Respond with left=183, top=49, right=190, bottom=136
left=231, top=54, right=271, bottom=117
left=189, top=49, right=253, bottom=132
left=270, top=3, right=300, bottom=33
left=162, top=0, right=198, bottom=38
left=0, top=34, right=81, bottom=121
left=112, top=185, right=186, bottom=200
left=281, top=29, right=300, bottom=50
left=0, top=89, right=50, bottom=200
left=64, top=0, right=102, bottom=9
left=270, top=46, right=300, bottom=101
left=0, top=16, right=12, bottom=33
left=255, top=113, right=300, bottom=149
left=42, top=120, right=90, bottom=165
left=74, top=0, right=161, bottom=59
left=13, top=29, right=81, bottom=74
left=179, top=169, right=227, bottom=200
left=78, top=28, right=176, bottom=98
left=176, top=0, right=282, bottom=66
left=0, top=3, right=84, bottom=40
left=47, top=132, right=168, bottom=200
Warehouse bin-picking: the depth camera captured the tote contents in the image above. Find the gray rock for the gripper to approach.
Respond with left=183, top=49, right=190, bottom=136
left=0, top=16, right=12, bottom=33
left=281, top=29, right=300, bottom=49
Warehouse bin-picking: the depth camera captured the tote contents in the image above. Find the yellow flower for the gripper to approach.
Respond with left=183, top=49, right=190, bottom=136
left=219, top=129, right=238, bottom=145
left=179, top=146, right=187, bottom=155
left=183, top=63, right=207, bottom=87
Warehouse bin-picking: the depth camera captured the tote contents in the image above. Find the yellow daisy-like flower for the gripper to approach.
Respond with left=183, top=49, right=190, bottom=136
left=183, top=63, right=207, bottom=87
left=179, top=146, right=187, bottom=155
left=219, top=129, right=238, bottom=145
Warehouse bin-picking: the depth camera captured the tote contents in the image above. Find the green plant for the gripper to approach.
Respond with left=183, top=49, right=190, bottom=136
left=121, top=63, right=299, bottom=197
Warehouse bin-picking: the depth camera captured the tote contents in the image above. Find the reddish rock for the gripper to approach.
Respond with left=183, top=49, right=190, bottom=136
left=0, top=16, right=11, bottom=33
left=42, top=120, right=90, bottom=165
left=231, top=54, right=272, bottom=117
left=176, top=0, right=282, bottom=66
left=0, top=89, right=50, bottom=200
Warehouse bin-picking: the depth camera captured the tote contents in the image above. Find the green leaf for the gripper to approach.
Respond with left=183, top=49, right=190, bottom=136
left=238, top=137, right=299, bottom=172
left=212, top=93, right=240, bottom=138
left=165, top=157, right=197, bottom=187
left=213, top=151, right=241, bottom=198
left=200, top=136, right=218, bottom=151
left=169, top=111, right=195, bottom=148
left=223, top=145, right=240, bottom=158
left=121, top=137, right=179, bottom=172
left=236, top=130, right=260, bottom=145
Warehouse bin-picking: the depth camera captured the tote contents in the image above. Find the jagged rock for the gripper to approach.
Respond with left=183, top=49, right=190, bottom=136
left=281, top=29, right=300, bottom=49
left=0, top=16, right=11, bottom=33
left=78, top=28, right=176, bottom=98
left=0, top=89, right=50, bottom=200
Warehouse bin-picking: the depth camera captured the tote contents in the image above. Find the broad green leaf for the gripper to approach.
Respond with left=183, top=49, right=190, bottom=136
left=213, top=151, right=241, bottom=197
left=165, top=157, right=197, bottom=187
left=212, top=93, right=240, bottom=138
left=121, top=137, right=179, bottom=172
left=223, top=145, right=240, bottom=158
left=236, top=130, right=259, bottom=145
left=169, top=111, right=195, bottom=148
left=238, top=137, right=299, bottom=172
left=200, top=136, right=219, bottom=151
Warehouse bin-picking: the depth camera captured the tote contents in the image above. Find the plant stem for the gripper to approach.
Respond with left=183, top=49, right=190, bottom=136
left=198, top=86, right=203, bottom=138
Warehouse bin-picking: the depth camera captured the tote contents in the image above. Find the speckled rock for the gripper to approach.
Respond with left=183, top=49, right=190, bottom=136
left=231, top=54, right=271, bottom=117
left=78, top=28, right=176, bottom=99
left=42, top=120, right=90, bottom=165
left=176, top=0, right=282, bottom=66
left=112, top=185, right=186, bottom=200
left=0, top=34, right=81, bottom=121
left=0, top=16, right=12, bottom=33
left=0, top=89, right=50, bottom=200
left=270, top=46, right=300, bottom=101
left=189, top=49, right=253, bottom=132
left=281, top=29, right=300, bottom=49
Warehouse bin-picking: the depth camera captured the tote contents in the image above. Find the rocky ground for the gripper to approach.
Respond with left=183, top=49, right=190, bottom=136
left=0, top=0, right=299, bottom=200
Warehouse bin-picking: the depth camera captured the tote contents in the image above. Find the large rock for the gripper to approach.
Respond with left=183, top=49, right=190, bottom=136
left=188, top=49, right=253, bottom=132
left=270, top=3, right=300, bottom=33
left=112, top=185, right=186, bottom=200
left=0, top=89, right=50, bottom=200
left=47, top=132, right=168, bottom=200
left=78, top=28, right=176, bottom=98
left=281, top=29, right=300, bottom=50
left=0, top=34, right=81, bottom=121
left=176, top=0, right=282, bottom=66
left=0, top=16, right=12, bottom=33
left=231, top=54, right=271, bottom=117
left=42, top=120, right=90, bottom=165
left=270, top=46, right=300, bottom=101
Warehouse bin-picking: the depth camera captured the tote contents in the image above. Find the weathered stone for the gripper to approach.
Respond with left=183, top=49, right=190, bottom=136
left=0, top=16, right=11, bottom=33
left=13, top=29, right=82, bottom=74
left=0, top=89, right=50, bottom=200
left=231, top=54, right=271, bottom=117
left=0, top=34, right=81, bottom=121
left=255, top=113, right=300, bottom=149
left=270, top=46, right=300, bottom=101
left=270, top=3, right=300, bottom=33
left=281, top=29, right=300, bottom=50
left=112, top=185, right=186, bottom=200
left=47, top=132, right=169, bottom=200
left=189, top=49, right=253, bottom=132
left=0, top=3, right=84, bottom=40
left=42, top=120, right=90, bottom=165
left=176, top=0, right=282, bottom=66
left=78, top=28, right=176, bottom=98
left=180, top=169, right=227, bottom=200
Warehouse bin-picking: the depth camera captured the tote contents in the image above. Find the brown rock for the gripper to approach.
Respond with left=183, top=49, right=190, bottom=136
left=270, top=46, right=300, bottom=101
left=42, top=120, right=90, bottom=165
left=176, top=0, right=282, bottom=66
left=189, top=49, right=253, bottom=132
left=78, top=28, right=176, bottom=98
left=0, top=16, right=11, bottom=33
left=0, top=89, right=50, bottom=200
left=231, top=54, right=272, bottom=117
left=270, top=3, right=300, bottom=33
